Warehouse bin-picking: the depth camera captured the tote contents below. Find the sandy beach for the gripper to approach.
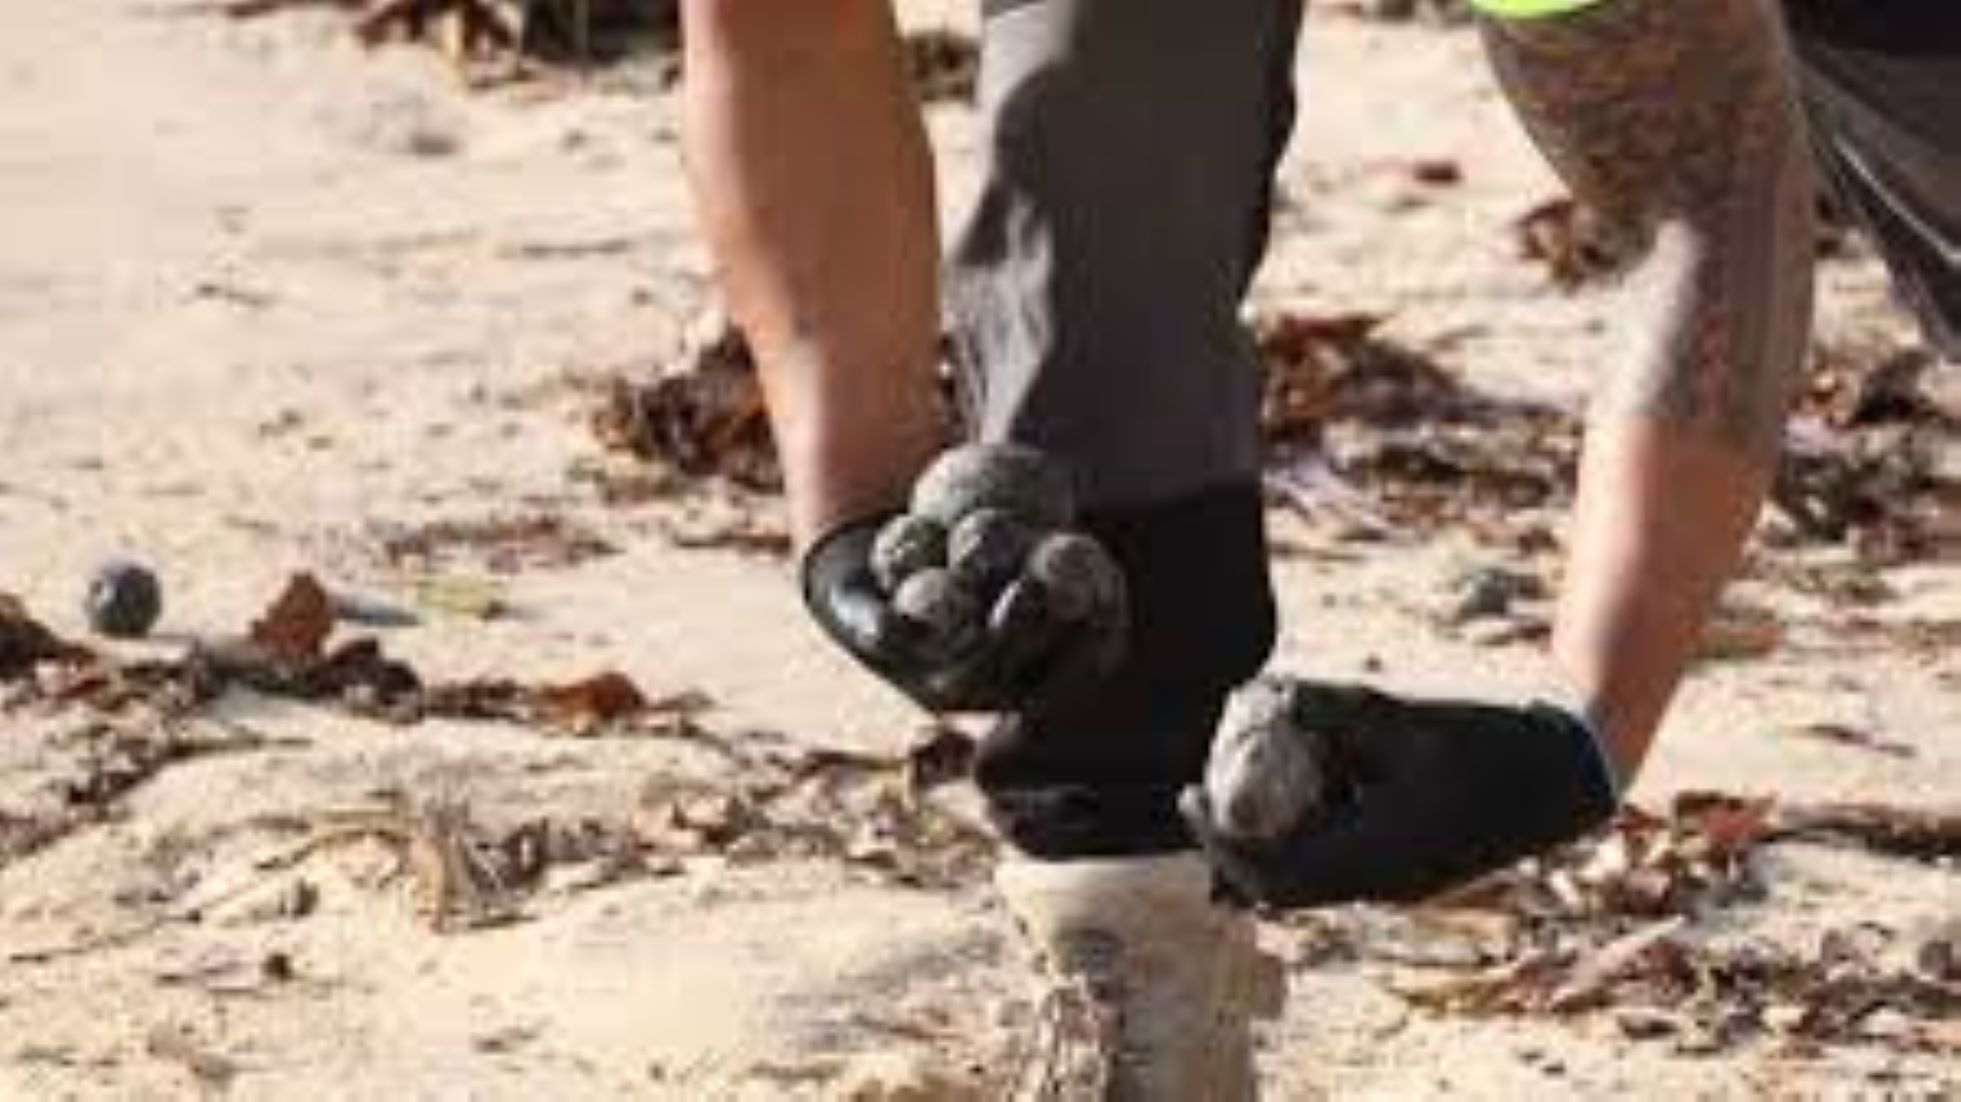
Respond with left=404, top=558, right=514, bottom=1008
left=1, top=2, right=1954, bottom=1097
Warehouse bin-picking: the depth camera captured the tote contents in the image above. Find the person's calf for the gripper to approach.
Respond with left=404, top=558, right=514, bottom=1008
left=682, top=0, right=896, bottom=67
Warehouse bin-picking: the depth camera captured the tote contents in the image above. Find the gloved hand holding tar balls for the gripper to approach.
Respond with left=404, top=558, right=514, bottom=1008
left=802, top=444, right=1128, bottom=714
left=1181, top=678, right=1621, bottom=909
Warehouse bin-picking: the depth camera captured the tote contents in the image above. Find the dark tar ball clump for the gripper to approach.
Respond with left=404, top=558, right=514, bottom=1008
left=947, top=507, right=1039, bottom=597
left=84, top=559, right=163, bottom=639
left=909, top=444, right=1076, bottom=531
left=1027, top=533, right=1122, bottom=622
left=871, top=513, right=948, bottom=594
left=892, top=568, right=983, bottom=658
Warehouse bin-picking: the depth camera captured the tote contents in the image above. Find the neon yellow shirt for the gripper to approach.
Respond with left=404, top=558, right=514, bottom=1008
left=1470, top=0, right=1610, bottom=18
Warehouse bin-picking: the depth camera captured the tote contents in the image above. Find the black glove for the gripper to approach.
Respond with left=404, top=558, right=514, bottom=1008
left=1180, top=682, right=1620, bottom=908
left=801, top=446, right=1127, bottom=714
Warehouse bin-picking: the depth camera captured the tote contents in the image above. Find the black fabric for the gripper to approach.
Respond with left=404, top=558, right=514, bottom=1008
left=946, top=0, right=1304, bottom=857
left=945, top=0, right=1309, bottom=508
left=1786, top=0, right=1961, bottom=355
left=1181, top=685, right=1620, bottom=909
left=977, top=482, right=1278, bottom=858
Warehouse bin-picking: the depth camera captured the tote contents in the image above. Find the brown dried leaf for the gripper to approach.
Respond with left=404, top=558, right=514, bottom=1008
left=907, top=28, right=978, bottom=104
left=0, top=593, right=90, bottom=681
left=1683, top=795, right=1778, bottom=862
left=534, top=670, right=647, bottom=733
left=1253, top=309, right=1579, bottom=543
left=249, top=573, right=335, bottom=663
left=1384, top=790, right=1961, bottom=1055
left=1514, top=197, right=1639, bottom=289
left=1544, top=918, right=1687, bottom=1013
left=1408, top=158, right=1464, bottom=187
left=1776, top=339, right=1959, bottom=560
left=200, top=634, right=421, bottom=714
left=1768, top=801, right=1961, bottom=863
left=594, top=315, right=782, bottom=490
left=1698, top=603, right=1783, bottom=662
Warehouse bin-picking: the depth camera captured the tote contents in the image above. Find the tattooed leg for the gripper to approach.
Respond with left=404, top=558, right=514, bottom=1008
left=1479, top=0, right=1816, bottom=773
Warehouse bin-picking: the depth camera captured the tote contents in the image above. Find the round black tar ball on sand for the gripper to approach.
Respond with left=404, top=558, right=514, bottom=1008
left=84, top=559, right=163, bottom=639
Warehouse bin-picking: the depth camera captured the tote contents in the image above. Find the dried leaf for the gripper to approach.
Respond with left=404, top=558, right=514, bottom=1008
left=534, top=670, right=648, bottom=733
left=1767, top=801, right=1961, bottom=862
left=0, top=593, right=90, bottom=681
left=904, top=725, right=977, bottom=795
left=1775, top=339, right=1960, bottom=561
left=1382, top=790, right=1961, bottom=1055
left=1784, top=722, right=1916, bottom=759
left=1685, top=795, right=1777, bottom=862
left=377, top=514, right=614, bottom=574
left=593, top=314, right=782, bottom=490
left=1351, top=0, right=1474, bottom=25
left=655, top=500, right=792, bottom=557
left=1698, top=603, right=1783, bottom=662
left=249, top=573, right=335, bottom=663
left=1408, top=158, right=1464, bottom=187
left=1544, top=918, right=1687, bottom=1013
left=1253, top=309, right=1579, bottom=544
left=1514, top=197, right=1639, bottom=289
left=907, top=28, right=978, bottom=104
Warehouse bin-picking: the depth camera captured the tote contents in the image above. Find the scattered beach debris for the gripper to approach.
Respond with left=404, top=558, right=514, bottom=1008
left=2, top=592, right=89, bottom=679
left=1349, top=0, right=1475, bottom=26
left=906, top=28, right=979, bottom=105
left=1778, top=341, right=1960, bottom=563
left=1255, top=310, right=1577, bottom=542
left=593, top=313, right=781, bottom=491
left=374, top=512, right=616, bottom=574
left=1281, top=791, right=1960, bottom=1056
left=1514, top=197, right=1640, bottom=289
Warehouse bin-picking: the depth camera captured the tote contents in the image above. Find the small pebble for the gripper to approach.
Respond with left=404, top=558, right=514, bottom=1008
left=1445, top=564, right=1543, bottom=624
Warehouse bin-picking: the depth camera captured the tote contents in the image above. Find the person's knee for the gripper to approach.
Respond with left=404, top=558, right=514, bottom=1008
left=681, top=0, right=893, bottom=62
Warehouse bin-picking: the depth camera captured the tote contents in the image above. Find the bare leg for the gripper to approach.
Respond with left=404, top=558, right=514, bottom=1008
left=1483, top=0, right=1816, bottom=774
left=679, top=0, right=945, bottom=544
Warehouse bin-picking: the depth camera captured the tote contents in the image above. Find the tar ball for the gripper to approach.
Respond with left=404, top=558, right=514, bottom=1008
left=892, top=568, right=983, bottom=657
left=947, top=508, right=1039, bottom=597
left=871, top=513, right=948, bottom=594
left=84, top=559, right=163, bottom=639
left=909, top=444, right=1076, bottom=530
left=1026, top=534, right=1122, bottom=623
left=1204, top=678, right=1330, bottom=841
left=986, top=576, right=1055, bottom=648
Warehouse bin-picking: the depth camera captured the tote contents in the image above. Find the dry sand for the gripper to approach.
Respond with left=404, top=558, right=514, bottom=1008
left=1, top=2, right=1955, bottom=1098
